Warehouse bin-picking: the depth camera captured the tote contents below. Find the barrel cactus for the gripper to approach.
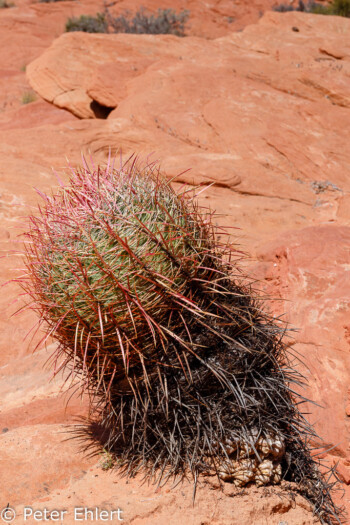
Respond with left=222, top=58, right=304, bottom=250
left=20, top=156, right=342, bottom=524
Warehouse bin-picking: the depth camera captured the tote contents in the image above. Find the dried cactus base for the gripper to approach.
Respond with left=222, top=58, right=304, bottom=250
left=214, top=431, right=284, bottom=487
left=217, top=457, right=282, bottom=487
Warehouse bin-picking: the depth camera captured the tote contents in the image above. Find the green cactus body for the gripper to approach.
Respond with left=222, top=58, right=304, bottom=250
left=27, top=161, right=220, bottom=384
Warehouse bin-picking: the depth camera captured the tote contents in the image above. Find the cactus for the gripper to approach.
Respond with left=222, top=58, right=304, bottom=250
left=19, top=156, right=342, bottom=524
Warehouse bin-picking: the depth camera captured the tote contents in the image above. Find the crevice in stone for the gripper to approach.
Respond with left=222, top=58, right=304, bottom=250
left=90, top=100, right=114, bottom=119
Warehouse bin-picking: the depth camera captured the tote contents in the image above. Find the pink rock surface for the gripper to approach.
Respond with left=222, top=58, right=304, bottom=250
left=252, top=225, right=350, bottom=514
left=11, top=459, right=320, bottom=524
left=26, top=11, right=350, bottom=211
left=254, top=226, right=350, bottom=457
left=0, top=1, right=349, bottom=522
left=0, top=0, right=278, bottom=114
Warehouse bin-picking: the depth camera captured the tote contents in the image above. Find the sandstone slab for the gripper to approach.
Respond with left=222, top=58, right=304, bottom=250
left=0, top=6, right=349, bottom=523
left=11, top=459, right=319, bottom=525
left=254, top=225, right=350, bottom=511
left=26, top=12, right=350, bottom=209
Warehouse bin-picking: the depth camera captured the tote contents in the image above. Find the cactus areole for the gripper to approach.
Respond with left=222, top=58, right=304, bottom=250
left=20, top=156, right=341, bottom=523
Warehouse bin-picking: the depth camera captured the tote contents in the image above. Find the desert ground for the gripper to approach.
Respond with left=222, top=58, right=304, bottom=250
left=0, top=0, right=349, bottom=523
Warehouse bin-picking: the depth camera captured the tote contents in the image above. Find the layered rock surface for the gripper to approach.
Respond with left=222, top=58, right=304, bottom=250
left=0, top=3, right=349, bottom=523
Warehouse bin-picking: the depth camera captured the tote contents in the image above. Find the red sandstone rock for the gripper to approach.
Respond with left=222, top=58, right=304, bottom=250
left=0, top=3, right=349, bottom=522
left=253, top=225, right=350, bottom=511
left=336, top=460, right=350, bottom=485
left=254, top=226, right=350, bottom=444
left=26, top=12, right=350, bottom=207
left=0, top=424, right=93, bottom=506
left=0, top=0, right=278, bottom=114
left=12, top=467, right=319, bottom=525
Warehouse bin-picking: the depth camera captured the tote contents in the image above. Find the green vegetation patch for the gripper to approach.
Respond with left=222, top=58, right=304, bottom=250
left=65, top=7, right=189, bottom=35
left=274, top=0, right=350, bottom=16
